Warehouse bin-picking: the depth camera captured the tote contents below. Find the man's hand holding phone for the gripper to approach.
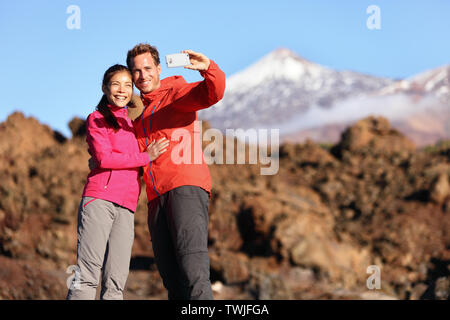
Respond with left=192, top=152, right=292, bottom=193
left=165, top=50, right=210, bottom=71
left=182, top=50, right=210, bottom=71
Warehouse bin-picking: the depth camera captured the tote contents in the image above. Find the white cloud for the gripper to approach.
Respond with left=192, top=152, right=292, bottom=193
left=277, top=93, right=444, bottom=135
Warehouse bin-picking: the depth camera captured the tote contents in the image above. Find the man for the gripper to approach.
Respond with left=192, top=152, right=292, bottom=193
left=126, top=43, right=226, bottom=300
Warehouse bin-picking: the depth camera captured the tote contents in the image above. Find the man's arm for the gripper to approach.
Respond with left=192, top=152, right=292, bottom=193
left=171, top=50, right=226, bottom=112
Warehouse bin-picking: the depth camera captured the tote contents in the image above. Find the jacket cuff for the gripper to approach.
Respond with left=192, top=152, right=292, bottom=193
left=140, top=152, right=150, bottom=164
left=200, top=59, right=218, bottom=77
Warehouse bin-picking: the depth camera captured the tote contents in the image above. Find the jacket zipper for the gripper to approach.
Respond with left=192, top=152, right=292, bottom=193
left=141, top=101, right=161, bottom=197
left=104, top=169, right=112, bottom=189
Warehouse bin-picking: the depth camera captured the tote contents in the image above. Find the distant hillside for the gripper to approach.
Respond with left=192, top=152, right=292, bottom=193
left=0, top=112, right=449, bottom=300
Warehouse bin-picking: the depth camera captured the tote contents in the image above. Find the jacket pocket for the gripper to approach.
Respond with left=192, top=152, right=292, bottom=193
left=82, top=197, right=97, bottom=208
left=173, top=185, right=202, bottom=198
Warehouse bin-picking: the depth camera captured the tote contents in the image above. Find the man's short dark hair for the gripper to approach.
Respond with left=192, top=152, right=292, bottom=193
left=126, top=43, right=160, bottom=70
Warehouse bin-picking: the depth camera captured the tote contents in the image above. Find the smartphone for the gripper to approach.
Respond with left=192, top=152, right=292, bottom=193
left=165, top=53, right=191, bottom=68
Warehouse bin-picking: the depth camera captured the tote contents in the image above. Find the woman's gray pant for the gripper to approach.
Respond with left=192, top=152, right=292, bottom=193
left=66, top=197, right=134, bottom=300
left=147, top=186, right=213, bottom=300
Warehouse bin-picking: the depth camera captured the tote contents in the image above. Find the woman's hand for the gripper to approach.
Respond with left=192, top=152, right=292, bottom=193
left=147, top=137, right=169, bottom=161
left=182, top=50, right=211, bottom=71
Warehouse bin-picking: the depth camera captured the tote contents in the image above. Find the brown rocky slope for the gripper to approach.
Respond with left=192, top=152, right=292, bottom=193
left=0, top=112, right=449, bottom=300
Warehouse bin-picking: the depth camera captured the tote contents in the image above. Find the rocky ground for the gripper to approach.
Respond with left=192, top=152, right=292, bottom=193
left=0, top=112, right=449, bottom=300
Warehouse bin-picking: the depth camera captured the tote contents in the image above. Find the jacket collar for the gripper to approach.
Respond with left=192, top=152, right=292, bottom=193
left=107, top=104, right=128, bottom=116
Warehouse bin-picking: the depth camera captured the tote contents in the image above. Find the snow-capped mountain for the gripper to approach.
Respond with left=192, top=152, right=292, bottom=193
left=199, top=48, right=450, bottom=147
left=283, top=64, right=450, bottom=147
left=379, top=64, right=450, bottom=103
left=199, top=48, right=393, bottom=132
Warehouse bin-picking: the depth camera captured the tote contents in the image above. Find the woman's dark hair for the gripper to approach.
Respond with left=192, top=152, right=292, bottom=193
left=96, top=64, right=132, bottom=131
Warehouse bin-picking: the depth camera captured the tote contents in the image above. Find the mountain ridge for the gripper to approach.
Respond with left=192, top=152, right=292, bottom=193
left=199, top=48, right=450, bottom=147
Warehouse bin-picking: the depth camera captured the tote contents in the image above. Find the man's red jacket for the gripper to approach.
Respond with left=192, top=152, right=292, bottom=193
left=133, top=60, right=226, bottom=202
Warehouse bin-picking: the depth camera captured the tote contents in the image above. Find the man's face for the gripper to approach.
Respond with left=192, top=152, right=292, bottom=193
left=131, top=53, right=162, bottom=94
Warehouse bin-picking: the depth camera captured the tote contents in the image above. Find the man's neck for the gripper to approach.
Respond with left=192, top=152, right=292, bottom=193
left=142, top=80, right=163, bottom=96
left=153, top=81, right=162, bottom=92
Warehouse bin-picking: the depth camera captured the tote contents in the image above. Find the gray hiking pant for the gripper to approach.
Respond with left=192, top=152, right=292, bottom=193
left=66, top=197, right=134, bottom=300
left=147, top=185, right=213, bottom=300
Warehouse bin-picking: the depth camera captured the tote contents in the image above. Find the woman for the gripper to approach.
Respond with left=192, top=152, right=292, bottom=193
left=67, top=64, right=169, bottom=300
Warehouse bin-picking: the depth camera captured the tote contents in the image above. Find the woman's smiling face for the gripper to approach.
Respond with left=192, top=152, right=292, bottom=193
left=102, top=71, right=133, bottom=107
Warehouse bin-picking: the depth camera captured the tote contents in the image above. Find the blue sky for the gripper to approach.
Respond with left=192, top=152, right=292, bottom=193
left=1, top=0, right=449, bottom=137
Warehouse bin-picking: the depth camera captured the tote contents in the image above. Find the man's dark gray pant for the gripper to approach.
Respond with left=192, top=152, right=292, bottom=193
left=147, top=185, right=213, bottom=300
